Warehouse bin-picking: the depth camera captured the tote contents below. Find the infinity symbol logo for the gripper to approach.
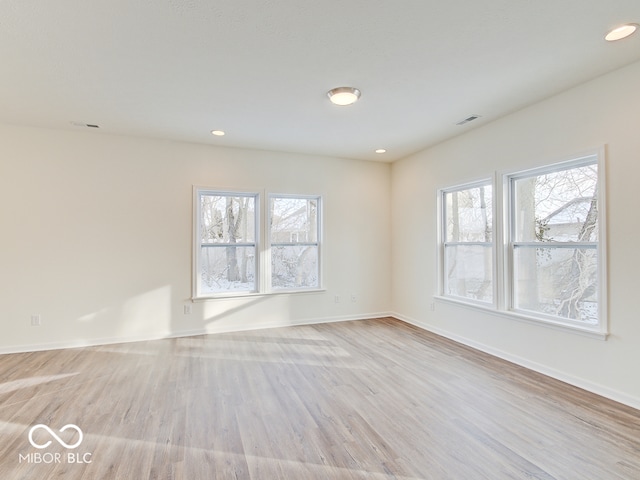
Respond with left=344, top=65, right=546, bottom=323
left=28, top=424, right=83, bottom=449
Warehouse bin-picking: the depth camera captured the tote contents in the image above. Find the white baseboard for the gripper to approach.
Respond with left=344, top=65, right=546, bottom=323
left=0, top=312, right=392, bottom=355
left=391, top=312, right=640, bottom=411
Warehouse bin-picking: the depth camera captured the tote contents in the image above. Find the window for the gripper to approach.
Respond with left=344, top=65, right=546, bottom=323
left=439, top=180, right=494, bottom=304
left=193, top=189, right=322, bottom=298
left=269, top=195, right=321, bottom=290
left=437, top=150, right=606, bottom=335
left=506, top=155, right=602, bottom=327
left=195, top=190, right=258, bottom=296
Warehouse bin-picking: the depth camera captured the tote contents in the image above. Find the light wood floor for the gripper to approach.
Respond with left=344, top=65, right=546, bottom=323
left=1, top=317, right=639, bottom=479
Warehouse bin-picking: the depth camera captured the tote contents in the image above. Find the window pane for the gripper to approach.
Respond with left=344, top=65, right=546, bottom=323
left=513, top=246, right=597, bottom=323
left=444, top=245, right=493, bottom=303
left=272, top=245, right=319, bottom=289
left=445, top=185, right=492, bottom=242
left=270, top=197, right=318, bottom=243
left=513, top=163, right=598, bottom=242
left=200, top=194, right=256, bottom=243
left=200, top=246, right=256, bottom=293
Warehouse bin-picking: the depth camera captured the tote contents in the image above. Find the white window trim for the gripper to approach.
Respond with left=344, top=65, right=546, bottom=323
left=268, top=193, right=323, bottom=293
left=435, top=148, right=608, bottom=339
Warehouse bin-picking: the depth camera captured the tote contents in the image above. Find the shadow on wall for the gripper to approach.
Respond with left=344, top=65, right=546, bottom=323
left=68, top=285, right=296, bottom=349
left=2, top=280, right=308, bottom=355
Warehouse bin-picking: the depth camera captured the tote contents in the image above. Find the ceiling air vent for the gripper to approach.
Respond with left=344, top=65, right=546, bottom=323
left=71, top=121, right=100, bottom=128
left=456, top=115, right=481, bottom=126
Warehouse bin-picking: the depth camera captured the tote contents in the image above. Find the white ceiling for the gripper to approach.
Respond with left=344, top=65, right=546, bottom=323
left=1, top=1, right=639, bottom=162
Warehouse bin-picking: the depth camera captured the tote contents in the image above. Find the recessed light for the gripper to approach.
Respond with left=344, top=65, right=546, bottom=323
left=375, top=149, right=387, bottom=154
left=327, top=87, right=361, bottom=106
left=605, top=23, right=638, bottom=41
left=211, top=130, right=225, bottom=136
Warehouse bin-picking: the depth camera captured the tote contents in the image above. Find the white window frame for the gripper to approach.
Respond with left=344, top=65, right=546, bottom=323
left=193, top=188, right=261, bottom=299
left=268, top=194, right=323, bottom=292
left=437, top=178, right=496, bottom=308
left=503, top=151, right=607, bottom=336
left=435, top=148, right=607, bottom=339
left=193, top=188, right=324, bottom=299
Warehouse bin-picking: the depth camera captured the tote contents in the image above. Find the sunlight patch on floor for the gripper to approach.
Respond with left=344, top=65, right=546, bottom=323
left=0, top=373, right=79, bottom=395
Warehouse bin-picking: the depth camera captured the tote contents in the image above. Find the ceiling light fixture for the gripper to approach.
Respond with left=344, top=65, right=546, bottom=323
left=375, top=149, right=386, bottom=154
left=605, top=23, right=638, bottom=41
left=327, top=87, right=361, bottom=106
left=211, top=130, right=225, bottom=136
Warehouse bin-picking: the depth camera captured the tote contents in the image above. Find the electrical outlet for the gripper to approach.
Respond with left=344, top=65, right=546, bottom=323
left=429, top=302, right=435, bottom=311
left=334, top=295, right=340, bottom=304
left=183, top=304, right=192, bottom=315
left=31, top=314, right=41, bottom=326
left=351, top=295, right=357, bottom=303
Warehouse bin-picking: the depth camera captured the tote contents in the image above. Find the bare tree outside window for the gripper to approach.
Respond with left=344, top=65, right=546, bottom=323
left=270, top=196, right=320, bottom=289
left=199, top=193, right=257, bottom=294
left=511, top=160, right=599, bottom=323
left=438, top=152, right=604, bottom=333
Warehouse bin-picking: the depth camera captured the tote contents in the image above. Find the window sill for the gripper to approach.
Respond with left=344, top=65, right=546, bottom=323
left=192, top=288, right=326, bottom=302
left=433, top=295, right=608, bottom=340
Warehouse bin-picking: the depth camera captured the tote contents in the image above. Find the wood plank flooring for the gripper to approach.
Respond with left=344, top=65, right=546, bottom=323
left=0, top=317, right=639, bottom=479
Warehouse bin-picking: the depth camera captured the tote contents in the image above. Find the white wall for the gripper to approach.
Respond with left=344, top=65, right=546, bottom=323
left=391, top=60, right=640, bottom=409
left=0, top=126, right=391, bottom=352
